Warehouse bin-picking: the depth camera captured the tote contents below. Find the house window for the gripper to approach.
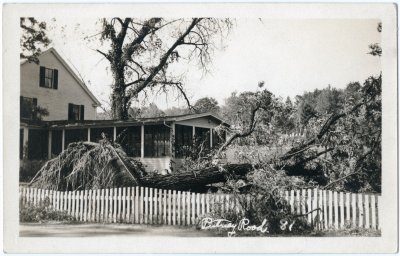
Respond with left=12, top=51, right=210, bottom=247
left=20, top=96, right=37, bottom=120
left=68, top=103, right=85, bottom=121
left=40, top=66, right=58, bottom=89
left=65, top=129, right=88, bottom=148
left=195, top=127, right=210, bottom=150
left=116, top=126, right=141, bottom=157
left=28, top=129, right=48, bottom=160
left=144, top=125, right=170, bottom=157
left=175, top=124, right=193, bottom=157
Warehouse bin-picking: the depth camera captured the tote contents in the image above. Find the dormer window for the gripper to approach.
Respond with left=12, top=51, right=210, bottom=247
left=40, top=66, right=58, bottom=89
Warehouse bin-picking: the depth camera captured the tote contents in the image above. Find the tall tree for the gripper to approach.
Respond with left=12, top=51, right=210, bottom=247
left=20, top=17, right=51, bottom=64
left=94, top=18, right=232, bottom=120
left=193, top=97, right=220, bottom=114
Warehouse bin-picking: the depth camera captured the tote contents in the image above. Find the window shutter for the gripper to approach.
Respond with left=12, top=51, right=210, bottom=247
left=39, top=66, right=45, bottom=87
left=53, top=69, right=58, bottom=89
left=80, top=105, right=85, bottom=121
left=68, top=103, right=73, bottom=120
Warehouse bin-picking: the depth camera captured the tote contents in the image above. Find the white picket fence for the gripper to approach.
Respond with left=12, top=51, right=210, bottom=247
left=19, top=186, right=381, bottom=230
left=282, top=188, right=381, bottom=230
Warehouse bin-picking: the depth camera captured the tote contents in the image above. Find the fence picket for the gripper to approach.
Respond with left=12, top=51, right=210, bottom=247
left=144, top=187, right=148, bottom=224
left=135, top=187, right=139, bottom=224
left=191, top=192, right=196, bottom=225
left=365, top=194, right=370, bottom=229
left=328, top=190, right=333, bottom=228
left=153, top=188, right=158, bottom=224
left=339, top=192, right=344, bottom=229
left=158, top=189, right=163, bottom=224
left=333, top=191, right=338, bottom=229
left=168, top=190, right=172, bottom=225
left=358, top=193, right=364, bottom=228
left=139, top=187, right=144, bottom=224
left=352, top=193, right=357, bottom=227
left=177, top=191, right=181, bottom=226
left=377, top=196, right=381, bottom=230
left=296, top=190, right=301, bottom=215
left=345, top=192, right=350, bottom=226
left=172, top=190, right=176, bottom=226
left=307, top=189, right=312, bottom=224
left=371, top=195, right=376, bottom=229
left=323, top=190, right=328, bottom=229
left=149, top=188, right=153, bottom=225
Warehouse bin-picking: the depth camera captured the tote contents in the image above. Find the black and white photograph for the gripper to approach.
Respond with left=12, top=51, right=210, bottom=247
left=2, top=3, right=398, bottom=254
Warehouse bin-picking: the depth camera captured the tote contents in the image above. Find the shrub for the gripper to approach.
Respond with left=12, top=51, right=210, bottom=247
left=20, top=197, right=76, bottom=223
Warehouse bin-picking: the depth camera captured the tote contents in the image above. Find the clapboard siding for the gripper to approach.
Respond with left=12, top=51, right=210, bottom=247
left=21, top=49, right=97, bottom=121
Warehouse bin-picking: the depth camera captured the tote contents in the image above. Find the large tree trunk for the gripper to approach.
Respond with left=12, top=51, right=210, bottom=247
left=138, top=163, right=253, bottom=191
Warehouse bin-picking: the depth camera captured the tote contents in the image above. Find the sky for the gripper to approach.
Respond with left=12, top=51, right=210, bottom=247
left=43, top=18, right=381, bottom=111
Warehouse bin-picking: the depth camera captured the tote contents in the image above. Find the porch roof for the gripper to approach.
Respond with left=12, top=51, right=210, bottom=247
left=21, top=112, right=230, bottom=129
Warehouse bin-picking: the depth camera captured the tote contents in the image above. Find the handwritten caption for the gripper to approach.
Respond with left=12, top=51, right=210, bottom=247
left=200, top=217, right=296, bottom=236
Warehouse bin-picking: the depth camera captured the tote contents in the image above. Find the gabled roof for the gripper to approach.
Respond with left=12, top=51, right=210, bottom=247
left=21, top=47, right=101, bottom=106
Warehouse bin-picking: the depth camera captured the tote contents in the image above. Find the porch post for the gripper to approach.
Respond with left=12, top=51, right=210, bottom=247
left=61, top=129, right=65, bottom=150
left=87, top=128, right=91, bottom=142
left=192, top=126, right=196, bottom=138
left=22, top=127, right=29, bottom=159
left=48, top=130, right=52, bottom=159
left=141, top=125, right=145, bottom=158
left=170, top=123, right=175, bottom=158
left=210, top=128, right=213, bottom=148
left=113, top=126, right=117, bottom=141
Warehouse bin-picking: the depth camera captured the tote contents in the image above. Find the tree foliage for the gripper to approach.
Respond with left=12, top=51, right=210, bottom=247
left=193, top=97, right=220, bottom=114
left=20, top=17, right=51, bottom=64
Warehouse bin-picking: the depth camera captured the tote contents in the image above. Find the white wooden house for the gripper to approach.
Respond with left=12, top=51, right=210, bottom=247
left=20, top=48, right=228, bottom=172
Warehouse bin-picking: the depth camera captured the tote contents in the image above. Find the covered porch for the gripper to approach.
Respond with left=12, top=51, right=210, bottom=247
left=21, top=113, right=228, bottom=173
